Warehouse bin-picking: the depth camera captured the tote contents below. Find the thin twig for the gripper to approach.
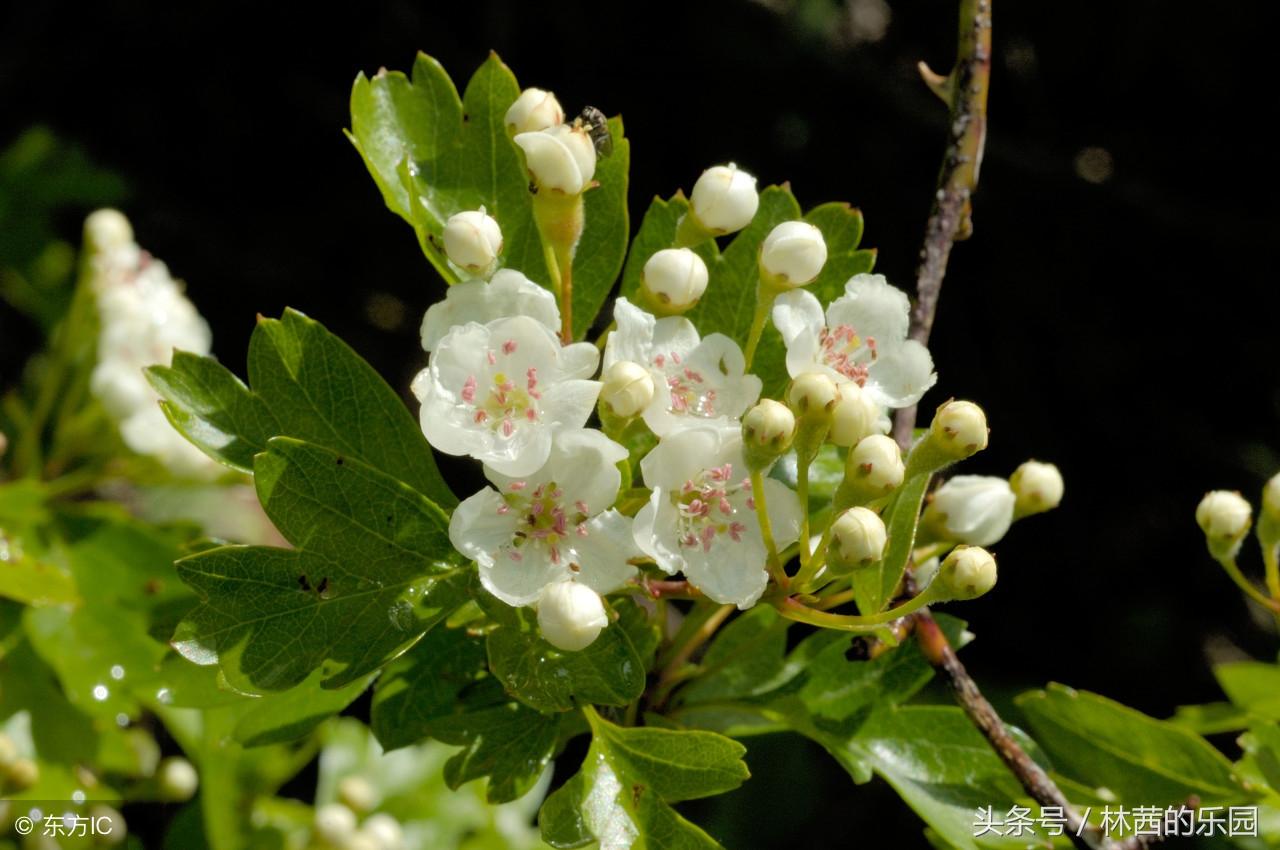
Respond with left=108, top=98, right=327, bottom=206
left=892, top=0, right=992, bottom=450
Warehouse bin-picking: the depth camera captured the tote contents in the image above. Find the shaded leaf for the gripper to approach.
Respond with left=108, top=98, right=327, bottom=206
left=854, top=471, right=930, bottom=615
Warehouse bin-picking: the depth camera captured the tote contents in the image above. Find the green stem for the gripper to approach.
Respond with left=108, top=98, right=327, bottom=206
left=1216, top=554, right=1280, bottom=612
left=651, top=603, right=735, bottom=708
left=1262, top=543, right=1280, bottom=601
left=775, top=590, right=936, bottom=632
left=750, top=469, right=787, bottom=589
left=742, top=286, right=775, bottom=370
left=796, top=460, right=812, bottom=569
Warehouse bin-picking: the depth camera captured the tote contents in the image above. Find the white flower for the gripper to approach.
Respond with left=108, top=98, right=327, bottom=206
left=603, top=298, right=761, bottom=436
left=419, top=269, right=559, bottom=352
left=690, top=164, right=759, bottom=235
left=442, top=208, right=503, bottom=276
left=772, top=274, right=936, bottom=410
left=924, top=475, right=1016, bottom=547
left=505, top=87, right=565, bottom=135
left=86, top=210, right=218, bottom=477
left=633, top=424, right=801, bottom=608
left=537, top=582, right=610, bottom=651
left=413, top=315, right=600, bottom=477
left=641, top=248, right=708, bottom=310
left=599, top=360, right=655, bottom=418
left=760, top=221, right=827, bottom=286
left=449, top=429, right=638, bottom=606
left=513, top=124, right=597, bottom=194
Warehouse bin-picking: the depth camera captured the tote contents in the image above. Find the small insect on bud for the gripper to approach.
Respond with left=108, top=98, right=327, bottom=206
left=156, top=756, right=199, bottom=802
left=514, top=124, right=597, bottom=195
left=600, top=360, right=655, bottom=419
left=760, top=221, right=828, bottom=288
left=934, top=545, right=998, bottom=601
left=828, top=382, right=881, bottom=448
left=314, top=803, right=358, bottom=847
left=84, top=208, right=133, bottom=252
left=537, top=582, right=609, bottom=652
left=689, top=163, right=760, bottom=236
left=839, top=434, right=906, bottom=507
left=1196, top=490, right=1252, bottom=559
left=442, top=208, right=503, bottom=277
left=337, top=775, right=377, bottom=815
left=788, top=372, right=840, bottom=419
left=505, top=87, right=565, bottom=135
left=360, top=813, right=405, bottom=850
left=1009, top=460, right=1064, bottom=518
left=641, top=248, right=709, bottom=312
left=929, top=400, right=989, bottom=460
left=923, top=475, right=1016, bottom=547
left=827, top=507, right=888, bottom=576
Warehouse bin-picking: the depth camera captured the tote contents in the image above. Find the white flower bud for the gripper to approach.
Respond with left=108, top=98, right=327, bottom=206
left=846, top=434, right=906, bottom=497
left=85, top=209, right=133, bottom=252
left=828, top=382, right=881, bottom=447
left=1009, top=460, right=1064, bottom=517
left=1262, top=473, right=1280, bottom=524
left=641, top=248, right=708, bottom=311
left=90, top=804, right=126, bottom=846
left=360, top=814, right=405, bottom=850
left=788, top=372, right=839, bottom=418
left=760, top=221, right=827, bottom=287
left=344, top=834, right=381, bottom=850
left=742, top=400, right=796, bottom=471
left=337, top=775, right=377, bottom=815
left=828, top=507, right=888, bottom=575
left=6, top=756, right=38, bottom=790
left=600, top=360, right=655, bottom=418
left=442, top=209, right=503, bottom=276
left=505, top=87, right=565, bottom=135
left=1196, top=490, right=1252, bottom=557
left=157, top=756, right=198, bottom=801
left=690, top=164, right=759, bottom=235
left=537, top=582, right=608, bottom=652
left=934, top=545, right=998, bottom=601
left=0, top=733, right=17, bottom=767
left=924, top=475, right=1016, bottom=547
left=314, top=803, right=358, bottom=847
left=514, top=124, right=597, bottom=194
left=930, top=400, right=989, bottom=460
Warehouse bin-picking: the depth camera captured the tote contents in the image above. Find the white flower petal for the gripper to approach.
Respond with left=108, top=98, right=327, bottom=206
left=559, top=341, right=601, bottom=380
left=632, top=492, right=683, bottom=575
left=420, top=270, right=560, bottom=352
left=639, top=424, right=742, bottom=491
left=760, top=478, right=804, bottom=551
left=570, top=510, right=640, bottom=595
left=771, top=289, right=825, bottom=345
left=481, top=550, right=570, bottom=607
left=828, top=274, right=911, bottom=346
left=448, top=488, right=520, bottom=568
left=602, top=298, right=656, bottom=368
left=865, top=339, right=937, bottom=408
left=681, top=527, right=769, bottom=609
left=538, top=379, right=602, bottom=431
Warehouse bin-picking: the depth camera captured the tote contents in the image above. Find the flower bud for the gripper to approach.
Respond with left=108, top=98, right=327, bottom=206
left=743, top=399, right=796, bottom=470
left=788, top=372, right=839, bottom=419
left=1196, top=490, right=1252, bottom=559
left=505, top=87, right=565, bottom=135
left=828, top=382, right=881, bottom=448
left=838, top=434, right=905, bottom=507
left=1010, top=460, right=1064, bottom=518
left=641, top=248, right=708, bottom=312
left=442, top=208, right=503, bottom=276
left=600, top=360, right=655, bottom=419
left=514, top=124, right=597, bottom=194
left=934, top=545, right=998, bottom=601
left=760, top=221, right=827, bottom=288
left=689, top=163, right=759, bottom=236
left=85, top=209, right=133, bottom=252
left=360, top=813, right=405, bottom=850
left=0, top=733, right=17, bottom=767
left=827, top=507, right=888, bottom=575
left=157, top=756, right=198, bottom=802
left=314, top=803, right=358, bottom=847
left=923, top=475, right=1016, bottom=547
left=537, top=581, right=608, bottom=652
left=337, top=775, right=377, bottom=815
left=1263, top=473, right=1280, bottom=524
left=929, top=400, right=989, bottom=460
left=5, top=756, right=38, bottom=790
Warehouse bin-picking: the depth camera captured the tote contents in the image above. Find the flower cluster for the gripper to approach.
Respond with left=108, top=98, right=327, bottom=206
left=413, top=86, right=990, bottom=650
left=84, top=210, right=219, bottom=477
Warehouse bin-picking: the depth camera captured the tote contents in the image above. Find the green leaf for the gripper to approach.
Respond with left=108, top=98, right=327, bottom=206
left=540, top=708, right=748, bottom=849
left=854, top=471, right=930, bottom=615
left=1171, top=701, right=1252, bottom=735
left=232, top=670, right=378, bottom=747
left=1240, top=722, right=1280, bottom=795
left=678, top=606, right=789, bottom=705
left=148, top=308, right=455, bottom=508
left=172, top=439, right=466, bottom=693
left=371, top=624, right=558, bottom=804
left=347, top=53, right=630, bottom=338
left=1016, top=683, right=1248, bottom=805
left=1216, top=661, right=1280, bottom=721
left=486, top=602, right=645, bottom=713
left=802, top=202, right=876, bottom=307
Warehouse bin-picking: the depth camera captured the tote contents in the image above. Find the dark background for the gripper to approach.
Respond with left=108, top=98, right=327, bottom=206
left=3, top=0, right=1279, bottom=846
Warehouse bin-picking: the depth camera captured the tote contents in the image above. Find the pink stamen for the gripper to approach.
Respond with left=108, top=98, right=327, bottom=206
left=502, top=339, right=518, bottom=354
left=509, top=481, right=527, bottom=491
left=461, top=375, right=477, bottom=403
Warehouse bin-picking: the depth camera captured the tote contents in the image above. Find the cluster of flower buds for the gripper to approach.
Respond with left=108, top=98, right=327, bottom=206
left=313, top=802, right=404, bottom=850
left=1194, top=473, right=1280, bottom=612
left=921, top=460, right=1063, bottom=548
